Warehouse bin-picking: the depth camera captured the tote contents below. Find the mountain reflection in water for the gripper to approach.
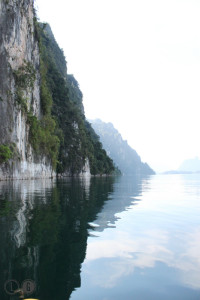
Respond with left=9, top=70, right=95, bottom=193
left=0, top=175, right=145, bottom=300
left=2, top=175, right=199, bottom=300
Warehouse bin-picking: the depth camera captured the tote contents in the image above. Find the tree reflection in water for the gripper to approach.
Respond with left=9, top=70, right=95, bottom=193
left=0, top=176, right=121, bottom=299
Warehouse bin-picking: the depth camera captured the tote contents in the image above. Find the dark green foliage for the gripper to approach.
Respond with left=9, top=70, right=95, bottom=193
left=67, top=75, right=84, bottom=112
left=83, top=121, right=115, bottom=175
left=13, top=61, right=36, bottom=89
left=43, top=24, right=67, bottom=77
left=13, top=61, right=36, bottom=113
left=40, top=59, right=53, bottom=115
left=27, top=114, right=60, bottom=169
left=14, top=89, right=28, bottom=112
left=12, top=20, right=60, bottom=169
left=36, top=22, right=116, bottom=175
left=0, top=145, right=12, bottom=164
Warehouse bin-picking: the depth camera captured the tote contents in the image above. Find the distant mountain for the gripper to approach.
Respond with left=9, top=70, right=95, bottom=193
left=178, top=157, right=200, bottom=173
left=162, top=157, right=200, bottom=174
left=90, top=119, right=155, bottom=175
left=162, top=170, right=196, bottom=175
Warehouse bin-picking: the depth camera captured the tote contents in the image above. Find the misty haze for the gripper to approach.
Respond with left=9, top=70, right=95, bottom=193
left=0, top=0, right=200, bottom=300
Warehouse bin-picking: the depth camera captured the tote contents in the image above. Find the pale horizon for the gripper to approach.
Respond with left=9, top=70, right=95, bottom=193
left=35, top=0, right=200, bottom=173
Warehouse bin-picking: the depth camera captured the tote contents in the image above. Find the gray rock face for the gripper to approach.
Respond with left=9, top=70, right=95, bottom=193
left=0, top=0, right=54, bottom=179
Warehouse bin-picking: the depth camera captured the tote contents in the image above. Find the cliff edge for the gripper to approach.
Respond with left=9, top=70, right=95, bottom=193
left=0, top=0, right=53, bottom=179
left=0, top=0, right=115, bottom=180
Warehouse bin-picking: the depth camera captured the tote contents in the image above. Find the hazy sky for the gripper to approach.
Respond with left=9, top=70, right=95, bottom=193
left=35, top=0, right=200, bottom=172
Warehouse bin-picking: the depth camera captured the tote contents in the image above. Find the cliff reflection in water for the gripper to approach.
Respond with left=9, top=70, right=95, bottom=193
left=0, top=175, right=145, bottom=300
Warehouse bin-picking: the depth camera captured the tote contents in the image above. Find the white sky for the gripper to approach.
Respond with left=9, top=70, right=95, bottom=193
left=35, top=0, right=200, bottom=172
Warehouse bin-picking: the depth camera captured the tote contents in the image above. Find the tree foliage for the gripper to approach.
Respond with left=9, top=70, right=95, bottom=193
left=34, top=21, right=116, bottom=175
left=0, top=145, right=12, bottom=164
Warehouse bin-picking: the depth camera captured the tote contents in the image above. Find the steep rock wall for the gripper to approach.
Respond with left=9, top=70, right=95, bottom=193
left=0, top=1, right=115, bottom=180
left=0, top=0, right=54, bottom=179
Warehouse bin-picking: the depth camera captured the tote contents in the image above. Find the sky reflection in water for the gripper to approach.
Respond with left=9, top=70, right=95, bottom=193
left=71, top=174, right=200, bottom=300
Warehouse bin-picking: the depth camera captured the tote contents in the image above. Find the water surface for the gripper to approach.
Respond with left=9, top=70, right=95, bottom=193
left=0, top=174, right=200, bottom=300
left=70, top=174, right=200, bottom=300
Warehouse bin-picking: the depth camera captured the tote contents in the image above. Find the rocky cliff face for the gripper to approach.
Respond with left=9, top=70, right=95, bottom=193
left=0, top=0, right=55, bottom=179
left=0, top=1, right=116, bottom=180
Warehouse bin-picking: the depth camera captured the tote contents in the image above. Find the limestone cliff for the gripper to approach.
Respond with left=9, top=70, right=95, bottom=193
left=0, top=0, right=53, bottom=179
left=0, top=0, right=115, bottom=179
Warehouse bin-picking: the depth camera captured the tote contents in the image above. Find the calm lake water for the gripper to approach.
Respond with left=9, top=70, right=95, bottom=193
left=0, top=174, right=200, bottom=300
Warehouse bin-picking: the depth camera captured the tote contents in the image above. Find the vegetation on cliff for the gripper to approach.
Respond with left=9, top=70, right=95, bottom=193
left=0, top=0, right=115, bottom=176
left=0, top=145, right=13, bottom=164
left=33, top=21, right=115, bottom=175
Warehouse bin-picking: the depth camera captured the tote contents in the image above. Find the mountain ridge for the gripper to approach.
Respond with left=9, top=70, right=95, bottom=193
left=90, top=119, right=155, bottom=176
left=162, top=157, right=200, bottom=174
